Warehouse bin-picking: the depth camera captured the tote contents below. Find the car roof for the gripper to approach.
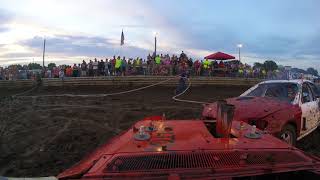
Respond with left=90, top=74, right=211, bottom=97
left=258, top=79, right=313, bottom=85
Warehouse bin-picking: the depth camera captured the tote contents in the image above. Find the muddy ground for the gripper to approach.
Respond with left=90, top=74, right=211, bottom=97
left=0, top=84, right=319, bottom=177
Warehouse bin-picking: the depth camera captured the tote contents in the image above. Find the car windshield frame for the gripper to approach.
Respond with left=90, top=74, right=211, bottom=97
left=242, top=82, right=299, bottom=103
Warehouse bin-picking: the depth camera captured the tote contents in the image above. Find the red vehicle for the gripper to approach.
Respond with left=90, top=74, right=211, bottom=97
left=58, top=113, right=320, bottom=179
left=202, top=79, right=320, bottom=145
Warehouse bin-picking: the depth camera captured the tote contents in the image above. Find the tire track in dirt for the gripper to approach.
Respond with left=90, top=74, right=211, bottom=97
left=0, top=85, right=259, bottom=176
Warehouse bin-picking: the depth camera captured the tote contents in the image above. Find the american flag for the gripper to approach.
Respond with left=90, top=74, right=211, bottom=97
left=120, top=29, right=125, bottom=46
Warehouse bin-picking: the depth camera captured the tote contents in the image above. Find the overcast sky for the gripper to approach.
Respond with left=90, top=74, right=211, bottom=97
left=0, top=0, right=319, bottom=70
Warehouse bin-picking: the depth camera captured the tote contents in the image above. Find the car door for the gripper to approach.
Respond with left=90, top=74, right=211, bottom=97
left=300, top=82, right=318, bottom=135
left=307, top=82, right=320, bottom=126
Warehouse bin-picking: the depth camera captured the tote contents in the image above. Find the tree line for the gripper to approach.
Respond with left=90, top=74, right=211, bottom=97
left=253, top=60, right=318, bottom=76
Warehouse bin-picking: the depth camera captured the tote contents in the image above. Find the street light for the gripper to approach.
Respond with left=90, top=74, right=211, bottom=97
left=153, top=31, right=158, bottom=56
left=43, top=38, right=46, bottom=68
left=237, top=44, right=243, bottom=62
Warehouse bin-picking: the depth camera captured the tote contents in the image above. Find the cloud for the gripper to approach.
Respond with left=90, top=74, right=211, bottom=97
left=0, top=9, right=12, bottom=33
left=0, top=0, right=320, bottom=71
left=21, top=34, right=150, bottom=60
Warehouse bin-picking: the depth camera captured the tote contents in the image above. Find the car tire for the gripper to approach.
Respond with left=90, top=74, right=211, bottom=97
left=280, top=124, right=297, bottom=146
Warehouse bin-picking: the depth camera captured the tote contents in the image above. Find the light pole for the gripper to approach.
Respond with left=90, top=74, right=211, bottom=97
left=153, top=32, right=158, bottom=56
left=237, top=44, right=243, bottom=62
left=43, top=38, right=46, bottom=68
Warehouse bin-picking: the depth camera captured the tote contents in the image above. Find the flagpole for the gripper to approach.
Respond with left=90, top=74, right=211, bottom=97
left=43, top=38, right=46, bottom=68
left=119, top=36, right=121, bottom=57
left=120, top=29, right=124, bottom=59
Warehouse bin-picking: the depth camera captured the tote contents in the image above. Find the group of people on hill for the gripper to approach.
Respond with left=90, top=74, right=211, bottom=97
left=0, top=51, right=279, bottom=80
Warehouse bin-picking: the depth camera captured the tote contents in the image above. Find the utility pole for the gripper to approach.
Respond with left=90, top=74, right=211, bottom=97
left=238, top=47, right=241, bottom=62
left=154, top=35, right=157, bottom=56
left=153, top=32, right=158, bottom=56
left=237, top=44, right=243, bottom=62
left=42, top=38, right=46, bottom=68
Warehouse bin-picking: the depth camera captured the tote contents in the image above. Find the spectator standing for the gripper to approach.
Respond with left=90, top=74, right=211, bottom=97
left=111, top=56, right=116, bottom=76
left=47, top=68, right=52, bottom=78
left=104, top=59, right=109, bottom=76
left=93, top=58, right=99, bottom=76
left=187, top=58, right=193, bottom=75
left=203, top=59, right=210, bottom=76
left=53, top=67, right=59, bottom=78
left=66, top=66, right=72, bottom=77
left=81, top=60, right=87, bottom=77
left=88, top=60, right=93, bottom=76
left=180, top=51, right=186, bottom=60
left=59, top=68, right=65, bottom=80
left=142, top=59, right=147, bottom=75
left=218, top=61, right=225, bottom=68
left=121, top=57, right=127, bottom=76
left=155, top=55, right=161, bottom=74
left=72, top=64, right=78, bottom=77
left=127, top=59, right=133, bottom=74
left=115, top=56, right=122, bottom=76
left=147, top=57, right=153, bottom=75
left=136, top=57, right=142, bottom=74
left=155, top=55, right=161, bottom=65
left=132, top=58, right=137, bottom=74
left=194, top=60, right=201, bottom=76
left=98, top=59, right=105, bottom=76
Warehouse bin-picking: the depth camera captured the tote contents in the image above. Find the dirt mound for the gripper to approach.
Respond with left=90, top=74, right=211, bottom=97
left=0, top=84, right=319, bottom=177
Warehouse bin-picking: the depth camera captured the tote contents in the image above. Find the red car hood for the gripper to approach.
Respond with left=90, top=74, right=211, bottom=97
left=202, top=96, right=298, bottom=121
left=58, top=118, right=320, bottom=179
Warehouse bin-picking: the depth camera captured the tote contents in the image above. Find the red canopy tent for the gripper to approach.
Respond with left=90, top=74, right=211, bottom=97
left=205, top=52, right=235, bottom=60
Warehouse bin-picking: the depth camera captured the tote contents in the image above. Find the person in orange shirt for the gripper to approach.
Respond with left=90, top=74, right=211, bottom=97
left=218, top=60, right=225, bottom=68
left=66, top=66, right=73, bottom=77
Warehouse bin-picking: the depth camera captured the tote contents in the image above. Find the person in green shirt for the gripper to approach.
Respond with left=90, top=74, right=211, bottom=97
left=115, top=56, right=122, bottom=76
left=203, top=59, right=211, bottom=76
left=155, top=55, right=161, bottom=65
left=238, top=68, right=244, bottom=77
left=203, top=59, right=210, bottom=69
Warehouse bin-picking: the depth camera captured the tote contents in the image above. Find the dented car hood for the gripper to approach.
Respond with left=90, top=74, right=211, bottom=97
left=202, top=96, right=299, bottom=121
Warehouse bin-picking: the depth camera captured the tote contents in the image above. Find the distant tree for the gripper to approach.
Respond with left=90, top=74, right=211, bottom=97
left=47, top=63, right=56, bottom=70
left=306, top=67, right=318, bottom=76
left=28, top=63, right=42, bottom=70
left=277, top=65, right=285, bottom=71
left=291, top=68, right=307, bottom=74
left=8, top=64, right=23, bottom=70
left=59, top=64, right=69, bottom=69
left=253, top=62, right=263, bottom=69
left=263, top=60, right=278, bottom=71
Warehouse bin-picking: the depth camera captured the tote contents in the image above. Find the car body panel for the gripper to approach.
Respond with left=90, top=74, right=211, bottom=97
left=58, top=118, right=320, bottom=179
left=203, top=79, right=320, bottom=140
left=202, top=96, right=302, bottom=135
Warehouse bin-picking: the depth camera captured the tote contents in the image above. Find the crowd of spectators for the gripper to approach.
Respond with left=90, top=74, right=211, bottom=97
left=0, top=51, right=284, bottom=80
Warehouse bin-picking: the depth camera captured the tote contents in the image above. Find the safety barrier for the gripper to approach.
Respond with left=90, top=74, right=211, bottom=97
left=0, top=79, right=36, bottom=89
left=0, top=76, right=262, bottom=88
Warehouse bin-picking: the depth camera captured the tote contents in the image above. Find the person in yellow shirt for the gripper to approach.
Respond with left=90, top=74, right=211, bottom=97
left=115, top=56, right=122, bottom=76
left=203, top=59, right=211, bottom=76
left=136, top=57, right=141, bottom=74
left=155, top=55, right=161, bottom=65
left=262, top=69, right=267, bottom=79
left=238, top=68, right=244, bottom=77
left=203, top=59, right=210, bottom=69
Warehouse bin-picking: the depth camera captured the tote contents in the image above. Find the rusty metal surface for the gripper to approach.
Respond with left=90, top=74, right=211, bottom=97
left=202, top=96, right=302, bottom=134
left=58, top=118, right=320, bottom=179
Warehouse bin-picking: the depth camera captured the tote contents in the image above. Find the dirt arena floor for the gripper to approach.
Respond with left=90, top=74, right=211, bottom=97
left=0, top=84, right=319, bottom=177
